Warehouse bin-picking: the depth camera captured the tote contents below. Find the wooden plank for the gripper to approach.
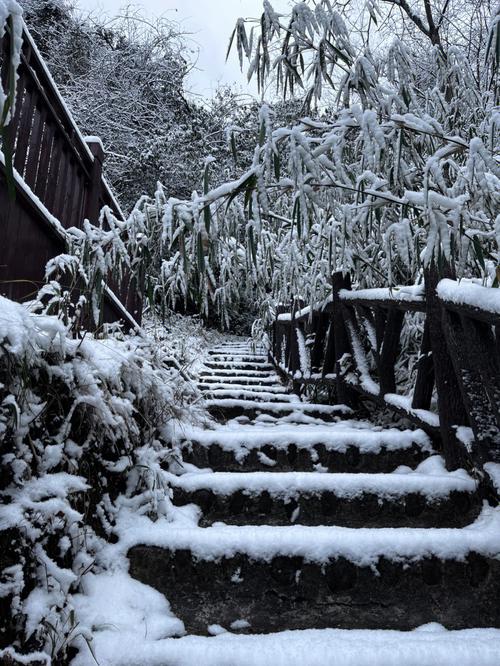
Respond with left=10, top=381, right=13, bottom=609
left=424, top=264, right=468, bottom=470
left=379, top=308, right=404, bottom=396
left=459, top=315, right=500, bottom=462
left=13, top=86, right=36, bottom=175
left=442, top=309, right=500, bottom=465
left=60, top=157, right=79, bottom=227
left=338, top=295, right=426, bottom=312
left=34, top=117, right=55, bottom=200
left=411, top=319, right=435, bottom=410
left=331, top=272, right=358, bottom=407
left=18, top=46, right=93, bottom=179
left=310, top=311, right=329, bottom=372
left=437, top=298, right=500, bottom=327
left=23, top=103, right=44, bottom=187
left=374, top=308, right=387, bottom=353
left=69, top=169, right=85, bottom=228
left=43, top=133, right=63, bottom=213
left=52, top=148, right=71, bottom=223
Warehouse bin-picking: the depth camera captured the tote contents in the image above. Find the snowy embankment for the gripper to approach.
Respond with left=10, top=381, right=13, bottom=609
left=0, top=295, right=223, bottom=663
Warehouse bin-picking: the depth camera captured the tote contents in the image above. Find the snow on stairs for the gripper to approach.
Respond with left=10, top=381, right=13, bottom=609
left=128, top=339, right=500, bottom=637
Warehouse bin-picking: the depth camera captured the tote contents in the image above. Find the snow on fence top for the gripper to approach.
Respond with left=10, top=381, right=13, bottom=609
left=339, top=284, right=425, bottom=303
left=277, top=304, right=311, bottom=322
left=437, top=279, right=500, bottom=317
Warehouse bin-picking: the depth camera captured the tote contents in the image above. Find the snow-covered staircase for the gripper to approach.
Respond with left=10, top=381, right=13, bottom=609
left=128, top=340, right=500, bottom=636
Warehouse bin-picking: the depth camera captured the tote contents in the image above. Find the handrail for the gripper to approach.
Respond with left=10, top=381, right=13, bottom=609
left=1, top=24, right=122, bottom=226
left=270, top=272, right=500, bottom=475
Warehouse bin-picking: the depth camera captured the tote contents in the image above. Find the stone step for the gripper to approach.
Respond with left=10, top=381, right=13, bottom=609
left=208, top=353, right=268, bottom=362
left=127, top=506, right=500, bottom=634
left=87, top=625, right=500, bottom=665
left=198, top=382, right=287, bottom=394
left=198, top=374, right=282, bottom=386
left=199, top=368, right=277, bottom=378
left=202, top=388, right=300, bottom=403
left=206, top=398, right=350, bottom=422
left=179, top=424, right=433, bottom=473
left=170, top=461, right=479, bottom=528
left=204, top=361, right=274, bottom=371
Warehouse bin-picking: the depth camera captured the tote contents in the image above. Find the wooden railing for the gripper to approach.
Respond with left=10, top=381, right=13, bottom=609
left=271, top=271, right=500, bottom=474
left=0, top=25, right=140, bottom=327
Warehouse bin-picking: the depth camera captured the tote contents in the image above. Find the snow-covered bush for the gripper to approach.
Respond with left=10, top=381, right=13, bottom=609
left=35, top=202, right=154, bottom=332
left=0, top=295, right=206, bottom=662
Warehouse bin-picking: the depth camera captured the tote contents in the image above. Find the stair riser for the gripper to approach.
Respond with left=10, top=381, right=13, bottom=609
left=173, top=488, right=478, bottom=528
left=128, top=547, right=500, bottom=634
left=180, top=442, right=429, bottom=473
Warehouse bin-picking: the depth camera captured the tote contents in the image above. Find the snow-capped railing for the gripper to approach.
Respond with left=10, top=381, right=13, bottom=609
left=271, top=271, right=500, bottom=474
left=0, top=23, right=139, bottom=327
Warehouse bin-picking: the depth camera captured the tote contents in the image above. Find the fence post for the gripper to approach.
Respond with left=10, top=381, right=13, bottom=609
left=84, top=138, right=105, bottom=224
left=289, top=299, right=303, bottom=395
left=330, top=271, right=357, bottom=408
left=424, top=263, right=468, bottom=470
left=310, top=311, right=329, bottom=372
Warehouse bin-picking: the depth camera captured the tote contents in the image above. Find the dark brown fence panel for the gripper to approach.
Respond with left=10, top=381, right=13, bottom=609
left=0, top=25, right=141, bottom=327
left=0, top=164, right=65, bottom=302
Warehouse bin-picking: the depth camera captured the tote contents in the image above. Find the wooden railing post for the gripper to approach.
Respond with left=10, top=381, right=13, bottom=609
left=411, top=319, right=435, bottom=410
left=330, top=271, right=357, bottom=408
left=288, top=298, right=302, bottom=394
left=441, top=308, right=500, bottom=466
left=84, top=138, right=105, bottom=224
left=310, top=311, right=329, bottom=372
left=424, top=263, right=468, bottom=470
left=378, top=307, right=404, bottom=396
left=273, top=305, right=288, bottom=365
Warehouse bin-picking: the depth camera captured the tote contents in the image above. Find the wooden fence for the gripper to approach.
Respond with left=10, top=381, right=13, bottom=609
left=271, top=271, right=500, bottom=476
left=0, top=25, right=141, bottom=327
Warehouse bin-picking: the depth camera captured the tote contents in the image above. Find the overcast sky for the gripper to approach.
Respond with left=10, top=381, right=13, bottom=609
left=80, top=0, right=291, bottom=99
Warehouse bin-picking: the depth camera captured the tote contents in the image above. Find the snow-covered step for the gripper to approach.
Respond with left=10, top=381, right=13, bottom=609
left=198, top=382, right=287, bottom=394
left=208, top=353, right=269, bottom=362
left=180, top=424, right=433, bottom=473
left=199, top=368, right=277, bottom=378
left=202, top=388, right=300, bottom=404
left=209, top=349, right=262, bottom=355
left=206, top=398, right=351, bottom=421
left=204, top=361, right=274, bottom=371
left=198, top=374, right=282, bottom=386
left=171, top=459, right=478, bottom=528
left=127, top=506, right=500, bottom=634
left=74, top=624, right=500, bottom=666
left=170, top=456, right=480, bottom=527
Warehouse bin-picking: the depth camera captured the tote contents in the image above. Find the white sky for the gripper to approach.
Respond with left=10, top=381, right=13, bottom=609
left=79, top=0, right=291, bottom=99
